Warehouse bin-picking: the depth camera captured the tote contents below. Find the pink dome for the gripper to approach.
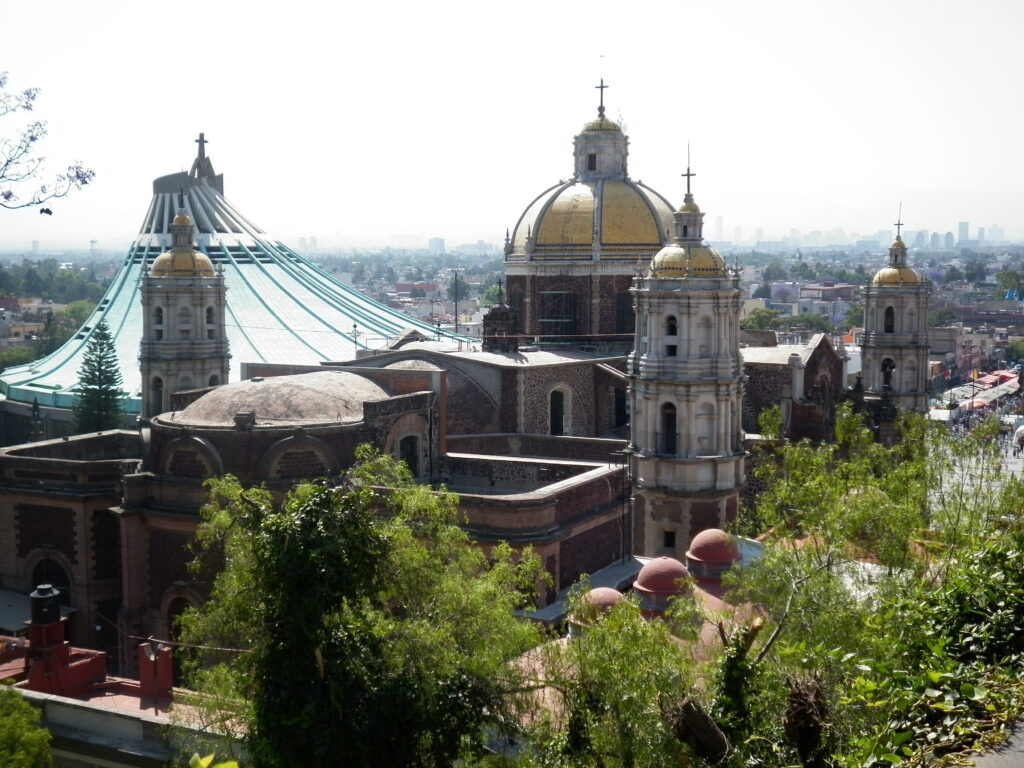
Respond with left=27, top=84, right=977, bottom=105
left=581, top=587, right=624, bottom=609
left=686, top=529, right=740, bottom=564
left=634, top=557, right=689, bottom=595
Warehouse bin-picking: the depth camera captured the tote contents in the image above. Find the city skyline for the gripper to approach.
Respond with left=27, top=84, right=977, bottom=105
left=3, top=0, right=1022, bottom=251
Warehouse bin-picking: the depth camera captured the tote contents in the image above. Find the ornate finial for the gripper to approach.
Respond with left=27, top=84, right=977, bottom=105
left=505, top=228, right=510, bottom=244
left=894, top=202, right=904, bottom=240
left=196, top=132, right=208, bottom=159
left=595, top=78, right=609, bottom=118
left=682, top=145, right=696, bottom=196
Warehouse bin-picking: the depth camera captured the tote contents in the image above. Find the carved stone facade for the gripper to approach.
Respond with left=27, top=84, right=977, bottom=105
left=861, top=232, right=930, bottom=413
left=628, top=184, right=745, bottom=559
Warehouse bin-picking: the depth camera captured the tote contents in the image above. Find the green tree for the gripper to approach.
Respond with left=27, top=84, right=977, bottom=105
left=72, top=319, right=124, bottom=433
left=481, top=284, right=503, bottom=306
left=843, top=303, right=863, bottom=328
left=741, top=307, right=782, bottom=331
left=177, top=447, right=543, bottom=767
left=752, top=283, right=772, bottom=299
left=0, top=686, right=51, bottom=768
left=943, top=264, right=963, bottom=283
left=797, top=312, right=832, bottom=333
left=762, top=258, right=787, bottom=282
left=448, top=272, right=469, bottom=302
left=1007, top=339, right=1024, bottom=362
left=0, top=72, right=94, bottom=211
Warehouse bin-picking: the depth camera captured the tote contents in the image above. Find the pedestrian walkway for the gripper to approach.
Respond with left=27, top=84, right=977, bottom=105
left=971, top=722, right=1024, bottom=768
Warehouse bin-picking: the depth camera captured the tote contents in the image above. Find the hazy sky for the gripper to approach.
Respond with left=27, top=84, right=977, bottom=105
left=2, top=0, right=1022, bottom=251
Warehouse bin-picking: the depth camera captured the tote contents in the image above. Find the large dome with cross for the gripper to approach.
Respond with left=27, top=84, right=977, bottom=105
left=503, top=82, right=675, bottom=346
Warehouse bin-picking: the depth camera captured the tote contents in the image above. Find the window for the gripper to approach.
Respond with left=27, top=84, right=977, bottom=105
left=666, top=316, right=678, bottom=336
left=882, top=358, right=895, bottom=390
left=660, top=403, right=677, bottom=454
left=884, top=306, right=895, bottom=333
left=666, top=345, right=677, bottom=357
left=550, top=390, right=565, bottom=436
left=399, top=435, right=420, bottom=477
left=153, top=306, right=164, bottom=325
left=207, top=329, right=215, bottom=340
left=208, top=374, right=220, bottom=387
left=150, top=377, right=163, bottom=416
left=587, top=153, right=597, bottom=171
left=154, top=329, right=163, bottom=341
left=663, top=530, right=676, bottom=549
left=538, top=291, right=578, bottom=337
left=205, top=306, right=215, bottom=325
left=683, top=225, right=688, bottom=237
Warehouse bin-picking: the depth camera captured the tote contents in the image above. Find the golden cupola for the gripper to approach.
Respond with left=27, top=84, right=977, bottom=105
left=650, top=167, right=726, bottom=278
left=150, top=209, right=215, bottom=277
left=870, top=232, right=920, bottom=286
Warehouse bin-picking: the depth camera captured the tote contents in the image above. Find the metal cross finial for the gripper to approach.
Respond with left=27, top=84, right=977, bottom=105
left=595, top=78, right=609, bottom=118
left=681, top=146, right=696, bottom=196
left=894, top=202, right=904, bottom=239
left=195, top=133, right=208, bottom=159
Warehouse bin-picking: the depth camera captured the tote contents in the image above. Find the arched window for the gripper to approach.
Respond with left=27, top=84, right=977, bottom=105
left=660, top=403, right=677, bottom=454
left=153, top=306, right=164, bottom=325
left=205, top=306, right=215, bottom=325
left=882, top=358, right=895, bottom=390
left=208, top=374, right=220, bottom=387
left=550, top=390, right=565, bottom=436
left=32, top=559, right=71, bottom=606
left=399, top=435, right=420, bottom=477
left=665, top=316, right=678, bottom=336
left=884, top=306, right=895, bottom=333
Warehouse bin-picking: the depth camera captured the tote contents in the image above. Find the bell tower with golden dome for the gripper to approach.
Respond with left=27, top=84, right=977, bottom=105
left=504, top=81, right=675, bottom=349
left=628, top=170, right=745, bottom=558
left=139, top=205, right=229, bottom=418
left=860, top=215, right=930, bottom=413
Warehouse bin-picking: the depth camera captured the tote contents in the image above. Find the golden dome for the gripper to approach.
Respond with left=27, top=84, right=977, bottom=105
left=681, top=199, right=701, bottom=213
left=582, top=116, right=622, bottom=132
left=651, top=244, right=726, bottom=277
left=172, top=213, right=192, bottom=226
left=513, top=180, right=672, bottom=252
left=871, top=266, right=920, bottom=285
left=151, top=247, right=216, bottom=277
left=889, top=239, right=906, bottom=250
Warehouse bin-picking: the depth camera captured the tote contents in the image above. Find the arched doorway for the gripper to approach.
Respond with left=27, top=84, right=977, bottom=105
left=399, top=435, right=420, bottom=477
left=32, top=558, right=71, bottom=606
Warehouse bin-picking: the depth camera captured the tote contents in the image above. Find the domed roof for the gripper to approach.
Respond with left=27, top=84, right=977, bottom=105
left=170, top=370, right=389, bottom=427
left=512, top=180, right=673, bottom=252
left=889, top=238, right=905, bottom=250
left=582, top=115, right=623, bottom=133
left=680, top=198, right=701, bottom=213
left=634, top=556, right=689, bottom=595
left=580, top=587, right=624, bottom=609
left=172, top=213, right=192, bottom=226
left=686, top=529, right=740, bottom=564
left=651, top=244, right=727, bottom=278
left=150, top=248, right=215, bottom=278
left=871, top=266, right=920, bottom=285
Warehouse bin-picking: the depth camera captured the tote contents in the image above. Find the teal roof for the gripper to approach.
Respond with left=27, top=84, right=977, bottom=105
left=0, top=142, right=467, bottom=413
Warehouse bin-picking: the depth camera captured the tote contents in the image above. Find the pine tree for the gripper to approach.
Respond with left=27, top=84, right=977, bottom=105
left=72, top=319, right=124, bottom=433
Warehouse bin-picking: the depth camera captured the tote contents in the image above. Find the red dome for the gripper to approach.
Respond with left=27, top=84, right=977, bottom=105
left=581, top=587, right=624, bottom=609
left=686, top=529, right=740, bottom=564
left=634, top=557, right=689, bottom=595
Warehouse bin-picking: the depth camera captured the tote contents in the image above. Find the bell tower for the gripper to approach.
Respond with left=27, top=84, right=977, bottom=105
left=628, top=168, right=745, bottom=557
left=139, top=206, right=229, bottom=419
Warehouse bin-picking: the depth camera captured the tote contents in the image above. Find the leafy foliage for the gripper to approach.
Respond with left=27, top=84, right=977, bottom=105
left=72, top=319, right=124, bottom=433
left=0, top=686, right=51, bottom=768
left=177, top=446, right=543, bottom=768
left=0, top=72, right=94, bottom=210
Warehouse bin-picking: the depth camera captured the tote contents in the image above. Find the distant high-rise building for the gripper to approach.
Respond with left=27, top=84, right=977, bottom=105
left=298, top=236, right=308, bottom=252
left=913, top=231, right=926, bottom=248
left=930, top=232, right=941, bottom=249
left=944, top=232, right=955, bottom=249
left=977, top=227, right=985, bottom=243
left=958, top=222, right=969, bottom=244
left=428, top=237, right=445, bottom=254
left=309, top=236, right=318, bottom=252
left=989, top=224, right=1005, bottom=242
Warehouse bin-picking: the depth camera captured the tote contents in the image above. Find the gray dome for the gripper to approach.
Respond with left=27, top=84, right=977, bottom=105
left=383, top=359, right=443, bottom=371
left=170, top=370, right=389, bottom=427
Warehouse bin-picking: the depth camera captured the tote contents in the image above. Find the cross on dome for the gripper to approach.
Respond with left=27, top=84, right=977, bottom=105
left=195, top=133, right=208, bottom=159
left=595, top=78, right=609, bottom=118
left=894, top=203, right=904, bottom=239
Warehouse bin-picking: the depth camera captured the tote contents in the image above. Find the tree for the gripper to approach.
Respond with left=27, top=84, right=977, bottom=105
left=1, top=72, right=94, bottom=210
left=448, top=272, right=469, bottom=302
left=843, top=304, right=863, bottom=328
left=176, top=447, right=543, bottom=767
left=72, top=319, right=124, bottom=433
left=741, top=307, right=782, bottom=331
left=752, top=283, right=772, bottom=299
left=796, top=312, right=832, bottom=333
left=943, top=264, right=964, bottom=284
left=0, top=686, right=51, bottom=768
left=481, top=284, right=503, bottom=306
